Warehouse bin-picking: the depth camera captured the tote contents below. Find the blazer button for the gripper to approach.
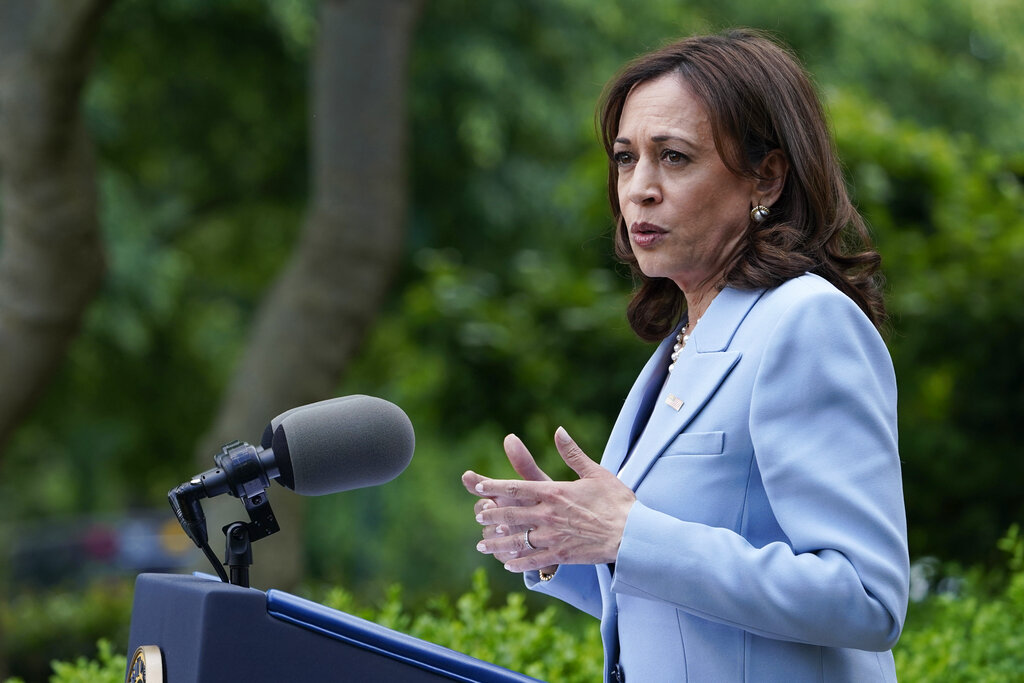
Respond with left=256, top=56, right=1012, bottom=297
left=611, top=663, right=625, bottom=682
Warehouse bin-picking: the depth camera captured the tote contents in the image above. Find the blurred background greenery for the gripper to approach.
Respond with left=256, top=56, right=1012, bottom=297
left=1, top=0, right=1022, bottom=680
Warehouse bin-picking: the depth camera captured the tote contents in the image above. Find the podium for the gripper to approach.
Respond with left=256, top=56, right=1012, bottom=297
left=126, top=573, right=542, bottom=682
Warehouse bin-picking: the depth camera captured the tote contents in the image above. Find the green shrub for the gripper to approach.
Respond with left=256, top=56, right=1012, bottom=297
left=3, top=640, right=125, bottom=683
left=319, top=568, right=603, bottom=682
left=895, top=526, right=1024, bottom=681
left=1, top=580, right=131, bottom=682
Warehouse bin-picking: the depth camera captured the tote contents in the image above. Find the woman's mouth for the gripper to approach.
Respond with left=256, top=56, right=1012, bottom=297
left=630, top=222, right=667, bottom=248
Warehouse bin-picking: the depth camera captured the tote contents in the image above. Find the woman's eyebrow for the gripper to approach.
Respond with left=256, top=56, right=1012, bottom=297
left=614, top=134, right=696, bottom=146
left=651, top=134, right=696, bottom=147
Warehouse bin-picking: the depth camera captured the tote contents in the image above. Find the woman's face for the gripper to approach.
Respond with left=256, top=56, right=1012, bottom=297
left=614, top=73, right=758, bottom=294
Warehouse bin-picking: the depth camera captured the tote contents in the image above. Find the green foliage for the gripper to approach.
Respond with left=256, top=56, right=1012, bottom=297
left=1, top=0, right=310, bottom=520
left=0, top=581, right=131, bottom=682
left=687, top=0, right=1024, bottom=156
left=319, top=568, right=603, bottom=682
left=3, top=640, right=125, bottom=683
left=48, top=640, right=124, bottom=683
left=828, top=87, right=1024, bottom=561
left=304, top=427, right=511, bottom=599
left=895, top=526, right=1024, bottom=681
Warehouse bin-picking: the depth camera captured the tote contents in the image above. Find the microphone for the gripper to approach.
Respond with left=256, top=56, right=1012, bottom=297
left=261, top=394, right=415, bottom=496
left=169, top=395, right=415, bottom=550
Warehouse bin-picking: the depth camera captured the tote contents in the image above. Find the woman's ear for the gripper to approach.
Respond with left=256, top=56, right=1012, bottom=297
left=753, top=149, right=788, bottom=207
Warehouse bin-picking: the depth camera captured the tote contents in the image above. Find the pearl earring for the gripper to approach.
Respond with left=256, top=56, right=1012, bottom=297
left=750, top=205, right=770, bottom=223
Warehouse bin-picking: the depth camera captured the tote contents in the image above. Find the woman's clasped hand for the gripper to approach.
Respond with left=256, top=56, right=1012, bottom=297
left=463, top=427, right=636, bottom=572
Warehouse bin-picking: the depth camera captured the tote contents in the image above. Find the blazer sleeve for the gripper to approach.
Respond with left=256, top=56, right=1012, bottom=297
left=524, top=564, right=603, bottom=619
left=610, top=289, right=909, bottom=651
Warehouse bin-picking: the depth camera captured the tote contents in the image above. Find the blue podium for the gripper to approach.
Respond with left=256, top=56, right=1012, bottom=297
left=126, top=573, right=542, bottom=682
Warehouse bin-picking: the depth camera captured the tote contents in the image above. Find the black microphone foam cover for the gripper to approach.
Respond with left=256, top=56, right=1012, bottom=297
left=271, top=395, right=414, bottom=496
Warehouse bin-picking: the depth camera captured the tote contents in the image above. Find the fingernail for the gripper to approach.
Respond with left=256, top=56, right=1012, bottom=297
left=495, top=525, right=507, bottom=536
left=476, top=542, right=486, bottom=553
left=475, top=513, right=484, bottom=523
left=504, top=563, right=515, bottom=572
left=480, top=500, right=494, bottom=510
left=475, top=482, right=485, bottom=493
left=555, top=426, right=571, bottom=445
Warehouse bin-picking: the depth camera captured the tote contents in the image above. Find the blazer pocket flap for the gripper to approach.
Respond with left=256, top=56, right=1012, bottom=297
left=664, top=430, right=725, bottom=456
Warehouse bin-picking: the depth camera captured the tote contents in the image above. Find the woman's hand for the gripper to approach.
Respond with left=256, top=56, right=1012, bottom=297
left=463, top=427, right=636, bottom=573
left=462, top=433, right=553, bottom=568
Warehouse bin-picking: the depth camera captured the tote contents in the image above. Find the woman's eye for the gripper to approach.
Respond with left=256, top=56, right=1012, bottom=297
left=662, top=149, right=686, bottom=163
left=613, top=151, right=634, bottom=166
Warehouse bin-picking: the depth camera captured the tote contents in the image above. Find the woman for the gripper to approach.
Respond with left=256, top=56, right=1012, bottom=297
left=463, top=29, right=908, bottom=682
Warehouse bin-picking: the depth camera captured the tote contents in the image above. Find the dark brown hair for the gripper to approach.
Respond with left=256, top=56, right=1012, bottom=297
left=599, top=29, right=885, bottom=341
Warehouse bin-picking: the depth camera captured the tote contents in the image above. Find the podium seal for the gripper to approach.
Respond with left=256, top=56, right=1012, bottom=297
left=126, top=645, right=164, bottom=683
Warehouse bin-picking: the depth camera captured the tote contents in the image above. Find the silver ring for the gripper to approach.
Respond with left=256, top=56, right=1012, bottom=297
left=524, top=528, right=536, bottom=550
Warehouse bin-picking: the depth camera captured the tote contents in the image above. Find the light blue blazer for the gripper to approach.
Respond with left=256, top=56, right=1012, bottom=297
left=527, top=273, right=909, bottom=682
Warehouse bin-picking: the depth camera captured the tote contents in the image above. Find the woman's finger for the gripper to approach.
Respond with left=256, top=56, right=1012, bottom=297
left=476, top=526, right=541, bottom=557
left=475, top=501, right=542, bottom=529
left=461, top=469, right=488, bottom=496
left=553, top=426, right=604, bottom=479
left=501, top=549, right=562, bottom=573
left=473, top=477, right=546, bottom=502
left=504, top=434, right=552, bottom=482
left=482, top=522, right=523, bottom=541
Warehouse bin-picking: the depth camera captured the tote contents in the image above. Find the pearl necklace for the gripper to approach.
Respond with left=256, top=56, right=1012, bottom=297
left=668, top=318, right=699, bottom=373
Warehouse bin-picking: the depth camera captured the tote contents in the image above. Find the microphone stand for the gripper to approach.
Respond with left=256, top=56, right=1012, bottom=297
left=221, top=479, right=280, bottom=588
left=224, top=522, right=253, bottom=587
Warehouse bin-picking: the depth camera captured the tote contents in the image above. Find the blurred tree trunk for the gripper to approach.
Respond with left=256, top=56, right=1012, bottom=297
left=196, top=0, right=423, bottom=589
left=0, top=0, right=111, bottom=455
left=0, top=1, right=113, bottom=675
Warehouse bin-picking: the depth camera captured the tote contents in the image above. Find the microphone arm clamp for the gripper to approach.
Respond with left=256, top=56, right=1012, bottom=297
left=169, top=440, right=281, bottom=587
left=216, top=440, right=281, bottom=588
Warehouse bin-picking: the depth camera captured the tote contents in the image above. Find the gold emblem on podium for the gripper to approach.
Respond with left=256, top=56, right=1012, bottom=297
left=126, top=645, right=164, bottom=683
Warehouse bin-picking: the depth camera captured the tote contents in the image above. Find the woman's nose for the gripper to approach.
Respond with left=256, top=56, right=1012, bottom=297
left=626, top=158, right=661, bottom=205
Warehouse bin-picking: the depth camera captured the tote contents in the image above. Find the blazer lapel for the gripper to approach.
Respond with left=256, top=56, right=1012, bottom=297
left=599, top=333, right=676, bottom=475
left=614, top=287, right=767, bottom=491
left=616, top=351, right=740, bottom=489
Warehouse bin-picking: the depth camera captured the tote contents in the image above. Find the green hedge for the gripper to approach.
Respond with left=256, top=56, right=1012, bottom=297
left=317, top=568, right=603, bottom=682
left=1, top=581, right=132, bottom=682
left=8, top=528, right=1023, bottom=683
left=894, top=525, right=1024, bottom=681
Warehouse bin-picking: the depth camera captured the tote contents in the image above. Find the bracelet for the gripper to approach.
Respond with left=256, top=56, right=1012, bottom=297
left=539, top=567, right=557, bottom=581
